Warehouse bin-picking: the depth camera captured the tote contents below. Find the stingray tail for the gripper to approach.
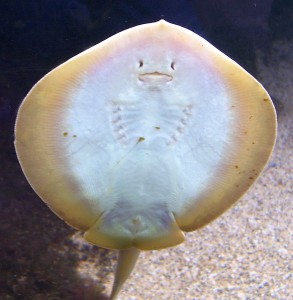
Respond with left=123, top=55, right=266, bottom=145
left=110, top=248, right=141, bottom=300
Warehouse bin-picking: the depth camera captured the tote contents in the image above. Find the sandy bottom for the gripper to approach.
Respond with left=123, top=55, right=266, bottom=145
left=0, top=39, right=292, bottom=300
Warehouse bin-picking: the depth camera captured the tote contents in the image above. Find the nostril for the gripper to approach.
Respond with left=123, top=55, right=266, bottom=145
left=139, top=60, right=144, bottom=68
left=171, top=61, right=175, bottom=70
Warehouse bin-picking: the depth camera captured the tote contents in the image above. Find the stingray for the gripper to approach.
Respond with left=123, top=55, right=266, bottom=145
left=14, top=20, right=277, bottom=299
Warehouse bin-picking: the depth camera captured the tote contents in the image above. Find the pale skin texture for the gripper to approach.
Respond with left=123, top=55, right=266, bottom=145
left=14, top=20, right=277, bottom=299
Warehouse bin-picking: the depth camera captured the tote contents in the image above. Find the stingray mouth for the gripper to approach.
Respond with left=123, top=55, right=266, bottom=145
left=138, top=72, right=173, bottom=83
